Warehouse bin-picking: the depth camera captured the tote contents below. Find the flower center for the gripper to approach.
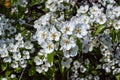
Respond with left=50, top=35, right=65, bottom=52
left=65, top=27, right=70, bottom=32
left=47, top=43, right=53, bottom=49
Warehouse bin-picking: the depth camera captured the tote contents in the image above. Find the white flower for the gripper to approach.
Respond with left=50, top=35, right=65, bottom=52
left=73, top=61, right=80, bottom=69
left=107, top=4, right=113, bottom=9
left=36, top=66, right=42, bottom=73
left=34, top=13, right=51, bottom=28
left=10, top=74, right=16, bottom=78
left=80, top=65, right=86, bottom=73
left=113, top=6, right=120, bottom=17
left=23, top=50, right=30, bottom=59
left=12, top=53, right=21, bottom=61
left=16, top=40, right=24, bottom=48
left=74, top=24, right=88, bottom=38
left=113, top=20, right=120, bottom=30
left=81, top=36, right=90, bottom=53
left=54, top=42, right=59, bottom=50
left=107, top=0, right=116, bottom=4
left=11, top=61, right=19, bottom=68
left=42, top=62, right=50, bottom=72
left=79, top=15, right=90, bottom=24
left=106, top=9, right=115, bottom=19
left=61, top=22, right=74, bottom=35
left=15, top=33, right=23, bottom=41
left=96, top=14, right=107, bottom=24
left=1, top=78, right=7, bottom=80
left=34, top=56, right=43, bottom=65
left=94, top=76, right=100, bottom=80
left=77, top=5, right=89, bottom=14
left=60, top=34, right=76, bottom=50
left=61, top=57, right=72, bottom=68
left=63, top=46, right=78, bottom=58
left=8, top=43, right=18, bottom=52
left=90, top=5, right=102, bottom=16
left=46, top=0, right=57, bottom=12
left=3, top=57, right=11, bottom=63
left=18, top=0, right=28, bottom=7
left=36, top=29, right=48, bottom=44
left=9, top=26, right=17, bottom=34
left=48, top=27, right=61, bottom=41
left=19, top=58, right=27, bottom=68
left=24, top=41, right=33, bottom=49
left=41, top=41, right=54, bottom=54
left=0, top=49, right=9, bottom=58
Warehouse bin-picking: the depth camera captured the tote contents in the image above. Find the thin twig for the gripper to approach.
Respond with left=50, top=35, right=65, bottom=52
left=19, top=68, right=26, bottom=80
left=67, top=70, right=69, bottom=80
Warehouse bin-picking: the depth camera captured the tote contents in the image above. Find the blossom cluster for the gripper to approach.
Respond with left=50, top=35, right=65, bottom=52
left=0, top=15, right=34, bottom=79
left=33, top=0, right=120, bottom=79
left=0, top=0, right=120, bottom=80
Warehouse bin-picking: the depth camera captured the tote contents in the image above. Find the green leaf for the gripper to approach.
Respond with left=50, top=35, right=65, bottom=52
left=10, top=0, right=18, bottom=5
left=28, top=58, right=34, bottom=65
left=5, top=70, right=12, bottom=77
left=14, top=67, right=22, bottom=73
left=47, top=52, right=54, bottom=64
left=116, top=74, right=120, bottom=80
left=21, top=30, right=28, bottom=36
left=1, top=63, right=7, bottom=71
left=111, top=28, right=116, bottom=42
left=116, top=30, right=120, bottom=43
left=110, top=28, right=120, bottom=43
left=92, top=70, right=97, bottom=75
left=28, top=66, right=36, bottom=76
left=76, top=38, right=82, bottom=52
left=31, top=0, right=40, bottom=5
left=94, top=25, right=105, bottom=35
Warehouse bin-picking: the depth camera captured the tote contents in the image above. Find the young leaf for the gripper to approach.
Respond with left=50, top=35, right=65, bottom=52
left=1, top=63, right=7, bottom=71
left=28, top=66, right=36, bottom=76
left=47, top=52, right=54, bottom=64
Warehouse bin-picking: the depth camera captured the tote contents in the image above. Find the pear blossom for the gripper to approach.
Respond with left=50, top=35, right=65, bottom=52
left=1, top=78, right=7, bottom=80
left=34, top=56, right=43, bottom=65
left=77, top=5, right=89, bottom=14
left=12, top=53, right=21, bottom=61
left=79, top=15, right=90, bottom=24
left=36, top=66, right=42, bottom=73
left=16, top=40, right=24, bottom=48
left=11, top=61, right=19, bottom=68
left=74, top=24, right=88, bottom=38
left=35, top=28, right=49, bottom=44
left=48, top=27, right=61, bottom=41
left=41, top=62, right=51, bottom=72
left=96, top=14, right=107, bottom=24
left=15, top=33, right=23, bottom=41
left=0, top=49, right=9, bottom=58
left=10, top=74, right=16, bottom=78
left=23, top=50, right=30, bottom=59
left=61, top=57, right=72, bottom=68
left=24, top=41, right=33, bottom=49
left=113, top=20, right=120, bottom=30
left=61, top=22, right=75, bottom=35
left=46, top=0, right=57, bottom=12
left=8, top=43, right=18, bottom=52
left=19, top=58, right=27, bottom=68
left=60, top=34, right=76, bottom=50
left=41, top=41, right=54, bottom=54
left=3, top=57, right=11, bottom=63
left=34, top=13, right=51, bottom=28
left=73, top=61, right=80, bottom=69
left=90, top=5, right=102, bottom=16
left=113, top=6, right=120, bottom=17
left=63, top=46, right=78, bottom=58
